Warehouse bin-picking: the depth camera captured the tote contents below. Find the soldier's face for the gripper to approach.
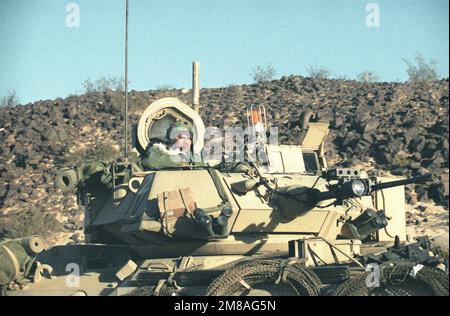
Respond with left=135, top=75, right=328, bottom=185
left=174, top=133, right=192, bottom=152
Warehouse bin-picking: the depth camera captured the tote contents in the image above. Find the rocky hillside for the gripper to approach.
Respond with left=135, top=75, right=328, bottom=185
left=0, top=76, right=448, bottom=242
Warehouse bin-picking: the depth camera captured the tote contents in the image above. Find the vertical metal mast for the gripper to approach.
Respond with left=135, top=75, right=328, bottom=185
left=124, top=0, right=129, bottom=162
left=192, top=61, right=200, bottom=113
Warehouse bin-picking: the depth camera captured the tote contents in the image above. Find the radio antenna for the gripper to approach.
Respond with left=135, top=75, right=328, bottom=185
left=123, top=0, right=129, bottom=162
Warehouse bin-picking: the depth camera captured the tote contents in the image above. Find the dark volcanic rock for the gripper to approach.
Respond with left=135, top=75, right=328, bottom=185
left=0, top=76, right=448, bottom=238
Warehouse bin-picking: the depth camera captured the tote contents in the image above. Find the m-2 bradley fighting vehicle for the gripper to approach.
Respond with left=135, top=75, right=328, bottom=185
left=1, top=63, right=448, bottom=296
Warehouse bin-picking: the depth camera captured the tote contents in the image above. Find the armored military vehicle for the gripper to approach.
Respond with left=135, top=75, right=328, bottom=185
left=1, top=64, right=448, bottom=296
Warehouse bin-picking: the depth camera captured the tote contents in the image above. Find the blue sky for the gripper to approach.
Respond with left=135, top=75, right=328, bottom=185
left=0, top=0, right=448, bottom=104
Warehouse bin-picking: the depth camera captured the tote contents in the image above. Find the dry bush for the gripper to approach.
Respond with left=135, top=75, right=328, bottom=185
left=403, top=53, right=439, bottom=82
left=307, top=65, right=331, bottom=79
left=251, top=65, right=276, bottom=83
left=357, top=71, right=380, bottom=83
left=0, top=90, right=19, bottom=107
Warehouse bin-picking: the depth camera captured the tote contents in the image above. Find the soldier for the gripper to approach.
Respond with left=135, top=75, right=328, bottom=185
left=142, top=123, right=194, bottom=169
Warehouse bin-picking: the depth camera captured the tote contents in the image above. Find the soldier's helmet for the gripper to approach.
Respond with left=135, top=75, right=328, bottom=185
left=166, top=122, right=192, bottom=145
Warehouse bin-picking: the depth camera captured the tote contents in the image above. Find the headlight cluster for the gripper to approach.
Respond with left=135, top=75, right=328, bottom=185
left=351, top=179, right=369, bottom=196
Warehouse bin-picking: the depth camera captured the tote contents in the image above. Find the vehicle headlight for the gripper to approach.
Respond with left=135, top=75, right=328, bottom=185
left=351, top=179, right=367, bottom=196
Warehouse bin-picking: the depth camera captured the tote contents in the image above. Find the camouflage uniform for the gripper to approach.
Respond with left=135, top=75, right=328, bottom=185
left=142, top=143, right=192, bottom=169
left=142, top=123, right=194, bottom=169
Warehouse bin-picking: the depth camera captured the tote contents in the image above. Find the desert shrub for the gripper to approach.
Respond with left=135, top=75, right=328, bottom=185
left=307, top=65, right=331, bottom=79
left=357, top=71, right=380, bottom=82
left=0, top=90, right=19, bottom=107
left=403, top=53, right=439, bottom=82
left=81, top=76, right=125, bottom=93
left=250, top=65, right=276, bottom=83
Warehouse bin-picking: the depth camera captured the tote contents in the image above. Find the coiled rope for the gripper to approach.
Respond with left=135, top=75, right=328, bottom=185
left=206, top=259, right=322, bottom=296
left=333, top=265, right=449, bottom=296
